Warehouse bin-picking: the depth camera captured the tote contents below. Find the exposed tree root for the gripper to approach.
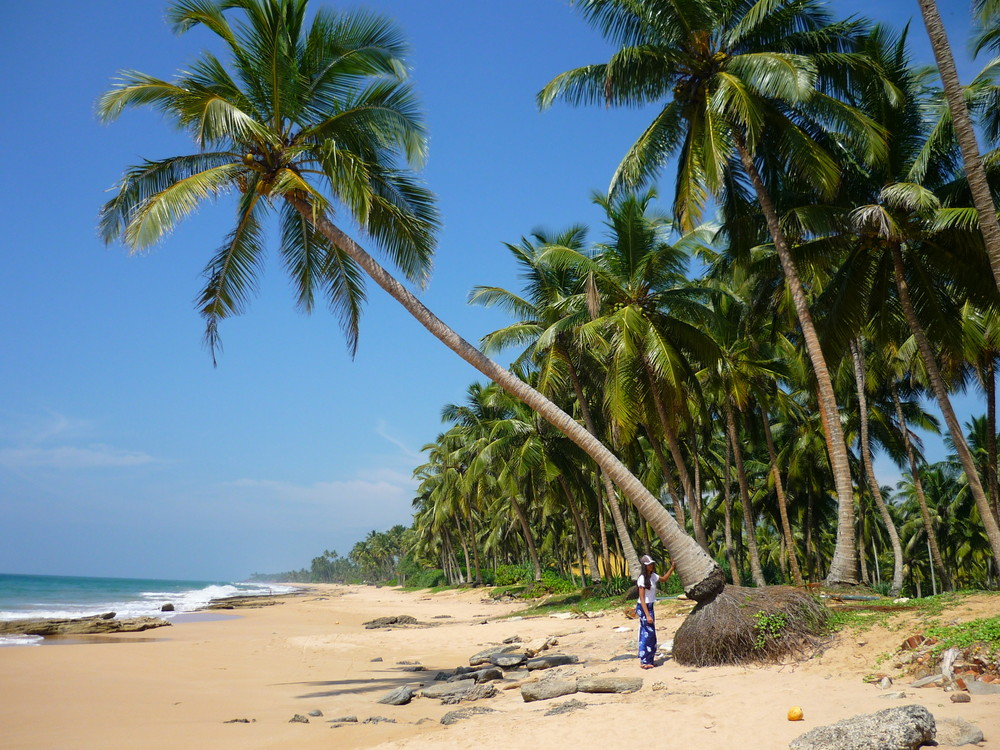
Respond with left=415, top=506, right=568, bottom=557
left=672, top=585, right=830, bottom=666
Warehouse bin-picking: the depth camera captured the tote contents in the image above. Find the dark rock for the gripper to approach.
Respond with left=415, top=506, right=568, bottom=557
left=204, top=596, right=281, bottom=610
left=377, top=686, right=414, bottom=706
left=224, top=718, right=254, bottom=723
left=469, top=645, right=519, bottom=666
left=936, top=717, right=985, bottom=746
left=397, top=660, right=421, bottom=665
left=472, top=667, right=504, bottom=684
left=161, top=603, right=175, bottom=612
left=576, top=676, right=642, bottom=694
left=363, top=615, right=418, bottom=629
left=950, top=692, right=971, bottom=703
left=789, top=705, right=935, bottom=750
left=289, top=714, right=310, bottom=723
left=420, top=679, right=476, bottom=700
left=0, top=615, right=171, bottom=637
left=439, top=683, right=497, bottom=704
left=432, top=614, right=453, bottom=619
left=327, top=715, right=358, bottom=723
left=521, top=679, right=578, bottom=703
left=362, top=716, right=396, bottom=724
left=545, top=698, right=588, bottom=716
left=490, top=652, right=527, bottom=669
left=966, top=678, right=1000, bottom=695
left=434, top=671, right=454, bottom=681
left=371, top=657, right=383, bottom=662
left=526, top=654, right=580, bottom=671
left=440, top=706, right=495, bottom=725
left=503, top=635, right=523, bottom=644
left=307, top=709, right=323, bottom=717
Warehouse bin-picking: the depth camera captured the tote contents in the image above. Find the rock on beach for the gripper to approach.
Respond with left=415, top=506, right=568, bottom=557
left=789, top=705, right=935, bottom=750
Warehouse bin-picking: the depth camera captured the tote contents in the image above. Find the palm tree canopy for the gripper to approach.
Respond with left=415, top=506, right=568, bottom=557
left=98, top=0, right=439, bottom=357
left=539, top=0, right=886, bottom=230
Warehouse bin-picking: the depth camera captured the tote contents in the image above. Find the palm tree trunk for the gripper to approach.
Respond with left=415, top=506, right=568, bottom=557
left=594, top=473, right=612, bottom=577
left=725, top=399, right=766, bottom=586
left=647, top=430, right=686, bottom=525
left=282, top=199, right=731, bottom=594
left=850, top=339, right=904, bottom=595
left=560, top=477, right=602, bottom=583
left=722, top=439, right=742, bottom=585
left=643, top=360, right=708, bottom=550
left=916, top=0, right=1000, bottom=293
left=985, top=358, right=999, bottom=523
left=565, top=358, right=638, bottom=577
left=858, top=514, right=870, bottom=585
left=890, top=242, right=1000, bottom=571
left=465, top=502, right=484, bottom=586
left=733, top=136, right=858, bottom=586
left=760, top=408, right=804, bottom=586
left=511, top=493, right=542, bottom=582
left=891, top=385, right=952, bottom=590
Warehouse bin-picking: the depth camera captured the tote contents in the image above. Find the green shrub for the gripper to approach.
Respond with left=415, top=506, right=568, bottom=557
left=405, top=568, right=448, bottom=589
left=494, top=564, right=533, bottom=586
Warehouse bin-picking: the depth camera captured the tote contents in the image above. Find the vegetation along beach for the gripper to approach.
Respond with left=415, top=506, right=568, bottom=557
left=4, top=0, right=1000, bottom=747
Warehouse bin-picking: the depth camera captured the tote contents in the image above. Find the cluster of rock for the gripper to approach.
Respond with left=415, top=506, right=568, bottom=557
left=368, top=633, right=641, bottom=722
left=363, top=615, right=420, bottom=629
left=0, top=613, right=170, bottom=637
left=870, top=634, right=1000, bottom=701
left=789, top=705, right=985, bottom=750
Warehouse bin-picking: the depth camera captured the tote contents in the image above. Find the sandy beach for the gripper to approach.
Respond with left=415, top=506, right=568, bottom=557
left=1, top=585, right=997, bottom=750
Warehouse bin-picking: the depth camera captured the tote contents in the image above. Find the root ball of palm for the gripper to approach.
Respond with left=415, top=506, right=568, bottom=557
left=672, top=586, right=829, bottom=666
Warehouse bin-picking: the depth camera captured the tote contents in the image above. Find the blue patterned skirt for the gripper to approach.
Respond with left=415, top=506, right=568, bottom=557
left=636, top=602, right=656, bottom=665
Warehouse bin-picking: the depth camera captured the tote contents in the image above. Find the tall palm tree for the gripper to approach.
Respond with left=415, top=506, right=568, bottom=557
left=916, top=0, right=1000, bottom=292
left=470, top=228, right=634, bottom=577
left=99, top=0, right=722, bottom=601
left=548, top=191, right=721, bottom=550
left=540, top=0, right=887, bottom=585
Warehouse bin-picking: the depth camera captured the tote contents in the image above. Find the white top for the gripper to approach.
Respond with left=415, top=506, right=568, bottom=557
left=636, top=571, right=659, bottom=605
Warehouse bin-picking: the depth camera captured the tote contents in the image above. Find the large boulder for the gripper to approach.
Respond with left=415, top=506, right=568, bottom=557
left=789, top=705, right=935, bottom=750
left=576, top=676, right=642, bottom=694
left=526, top=654, right=579, bottom=671
left=935, top=717, right=985, bottom=746
left=490, top=652, right=528, bottom=669
left=420, top=679, right=476, bottom=700
left=469, top=645, right=519, bottom=666
left=376, top=686, right=414, bottom=706
left=520, top=679, right=578, bottom=703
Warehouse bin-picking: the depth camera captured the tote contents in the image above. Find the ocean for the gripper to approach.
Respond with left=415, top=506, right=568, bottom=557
left=0, top=573, right=294, bottom=646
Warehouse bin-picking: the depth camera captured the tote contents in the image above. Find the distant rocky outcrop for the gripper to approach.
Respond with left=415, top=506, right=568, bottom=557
left=0, top=614, right=171, bottom=637
left=204, top=596, right=282, bottom=610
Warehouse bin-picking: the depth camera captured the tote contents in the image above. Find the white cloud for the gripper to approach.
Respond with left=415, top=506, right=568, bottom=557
left=0, top=444, right=157, bottom=469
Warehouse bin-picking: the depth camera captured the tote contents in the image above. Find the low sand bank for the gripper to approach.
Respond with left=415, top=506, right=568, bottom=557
left=1, top=584, right=996, bottom=750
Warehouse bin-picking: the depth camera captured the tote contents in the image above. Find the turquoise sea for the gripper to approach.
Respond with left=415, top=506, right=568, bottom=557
left=0, top=573, right=293, bottom=646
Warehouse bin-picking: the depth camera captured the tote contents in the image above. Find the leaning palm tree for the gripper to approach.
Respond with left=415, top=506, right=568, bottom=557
left=539, top=0, right=890, bottom=586
left=98, top=0, right=761, bottom=662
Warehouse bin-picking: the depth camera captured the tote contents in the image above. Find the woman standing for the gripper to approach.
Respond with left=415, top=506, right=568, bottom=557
left=636, top=554, right=675, bottom=669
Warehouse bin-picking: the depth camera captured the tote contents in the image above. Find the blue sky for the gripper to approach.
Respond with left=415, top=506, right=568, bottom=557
left=0, top=0, right=986, bottom=581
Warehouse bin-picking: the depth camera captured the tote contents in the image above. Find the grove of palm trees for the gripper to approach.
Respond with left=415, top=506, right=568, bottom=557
left=101, top=0, right=1000, bottom=666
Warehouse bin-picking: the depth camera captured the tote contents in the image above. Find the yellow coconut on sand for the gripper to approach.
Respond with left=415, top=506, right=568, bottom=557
left=787, top=706, right=804, bottom=721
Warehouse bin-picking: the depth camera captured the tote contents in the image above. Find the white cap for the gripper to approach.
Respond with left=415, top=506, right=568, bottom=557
left=640, top=555, right=654, bottom=565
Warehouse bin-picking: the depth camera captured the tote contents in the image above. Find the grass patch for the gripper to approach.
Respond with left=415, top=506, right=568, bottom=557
left=925, top=616, right=1000, bottom=659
